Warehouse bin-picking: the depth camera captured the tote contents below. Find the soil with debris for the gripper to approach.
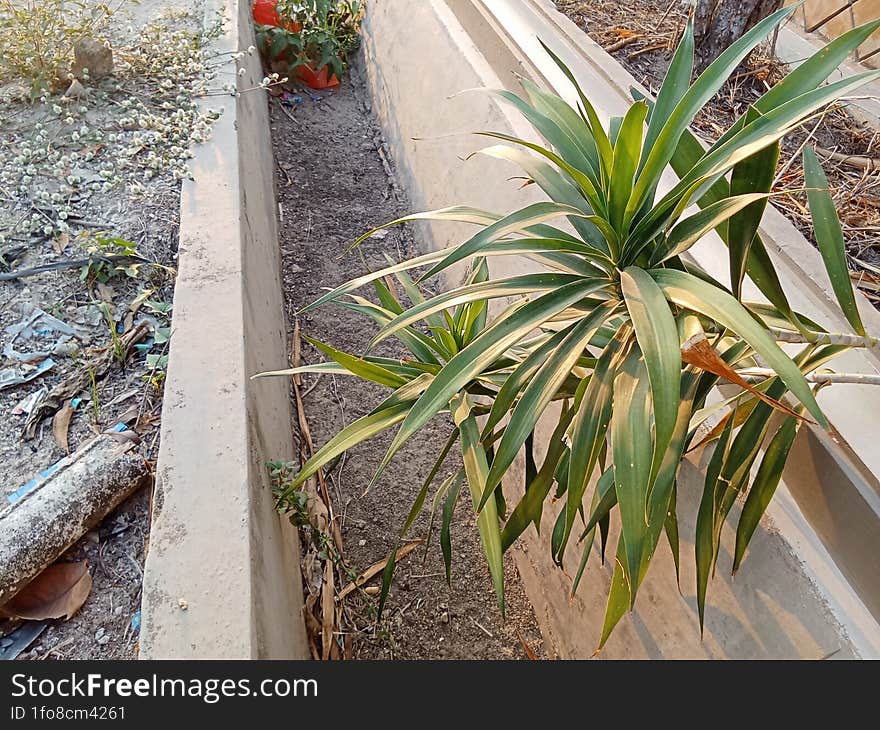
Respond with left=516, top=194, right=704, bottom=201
left=270, top=56, right=547, bottom=659
left=556, top=0, right=880, bottom=304
left=0, top=1, right=219, bottom=660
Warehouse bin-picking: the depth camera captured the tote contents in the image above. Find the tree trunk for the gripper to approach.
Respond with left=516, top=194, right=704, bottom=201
left=693, top=0, right=782, bottom=72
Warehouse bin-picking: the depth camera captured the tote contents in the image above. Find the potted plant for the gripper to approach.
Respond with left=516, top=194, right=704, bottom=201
left=261, top=11, right=880, bottom=644
left=253, top=0, right=362, bottom=89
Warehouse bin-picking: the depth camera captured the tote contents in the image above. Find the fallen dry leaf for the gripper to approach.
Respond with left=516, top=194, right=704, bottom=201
left=52, top=232, right=69, bottom=255
left=0, top=562, right=92, bottom=620
left=516, top=629, right=539, bottom=660
left=96, top=282, right=115, bottom=303
left=104, top=428, right=141, bottom=446
left=52, top=399, right=76, bottom=454
left=338, top=539, right=424, bottom=599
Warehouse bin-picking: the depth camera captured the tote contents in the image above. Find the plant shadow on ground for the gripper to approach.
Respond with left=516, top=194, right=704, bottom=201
left=269, top=54, right=546, bottom=659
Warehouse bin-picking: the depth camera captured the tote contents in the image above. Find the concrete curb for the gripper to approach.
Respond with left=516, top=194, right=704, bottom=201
left=139, top=0, right=307, bottom=659
left=362, top=0, right=880, bottom=658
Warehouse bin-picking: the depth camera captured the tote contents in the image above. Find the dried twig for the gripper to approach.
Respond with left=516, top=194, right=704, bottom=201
left=338, top=539, right=424, bottom=599
left=816, top=146, right=880, bottom=172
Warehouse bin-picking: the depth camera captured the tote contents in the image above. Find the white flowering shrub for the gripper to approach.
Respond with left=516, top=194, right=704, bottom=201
left=0, top=0, right=114, bottom=98
left=0, top=11, right=229, bottom=246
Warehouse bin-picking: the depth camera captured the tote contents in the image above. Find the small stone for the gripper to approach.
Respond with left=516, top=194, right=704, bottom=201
left=94, top=628, right=105, bottom=642
left=53, top=341, right=79, bottom=357
left=72, top=38, right=114, bottom=82
left=178, top=598, right=188, bottom=610
left=113, top=606, right=123, bottom=616
left=357, top=539, right=366, bottom=547
left=440, top=611, right=449, bottom=624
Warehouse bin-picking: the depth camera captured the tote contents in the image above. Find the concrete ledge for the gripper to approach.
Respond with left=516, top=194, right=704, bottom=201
left=139, top=0, right=307, bottom=659
left=362, top=0, right=880, bottom=657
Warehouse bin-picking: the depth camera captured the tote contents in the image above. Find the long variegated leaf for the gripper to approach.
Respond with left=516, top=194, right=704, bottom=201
left=652, top=269, right=826, bottom=426
left=622, top=267, right=680, bottom=485
left=609, top=100, right=648, bottom=237
left=500, top=400, right=577, bottom=551
left=733, top=417, right=799, bottom=573
left=419, top=200, right=611, bottom=283
left=369, top=272, right=586, bottom=350
left=625, top=5, right=794, bottom=228
left=481, top=300, right=620, bottom=507
left=282, top=401, right=412, bottom=496
left=657, top=192, right=769, bottom=264
left=373, top=279, right=608, bottom=484
left=611, top=350, right=653, bottom=603
left=451, top=394, right=505, bottom=613
left=562, top=325, right=633, bottom=561
left=728, top=107, right=779, bottom=297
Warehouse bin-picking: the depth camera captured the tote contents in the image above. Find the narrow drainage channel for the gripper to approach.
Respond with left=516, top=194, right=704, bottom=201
left=268, top=56, right=545, bottom=659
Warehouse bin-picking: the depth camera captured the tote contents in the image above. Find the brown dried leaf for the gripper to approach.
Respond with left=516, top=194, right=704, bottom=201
left=681, top=336, right=805, bottom=421
left=104, top=428, right=140, bottom=446
left=0, top=562, right=92, bottom=620
left=52, top=232, right=69, bottom=255
left=96, top=283, right=115, bottom=303
left=52, top=399, right=75, bottom=454
left=516, top=629, right=539, bottom=660
left=321, top=561, right=334, bottom=660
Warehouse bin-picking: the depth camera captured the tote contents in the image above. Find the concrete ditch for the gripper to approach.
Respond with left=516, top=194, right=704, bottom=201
left=139, top=0, right=307, bottom=659
left=140, top=0, right=880, bottom=658
left=362, top=0, right=880, bottom=657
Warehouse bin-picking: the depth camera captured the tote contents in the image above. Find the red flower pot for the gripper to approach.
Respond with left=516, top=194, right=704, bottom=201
left=252, top=0, right=300, bottom=32
left=294, top=61, right=339, bottom=89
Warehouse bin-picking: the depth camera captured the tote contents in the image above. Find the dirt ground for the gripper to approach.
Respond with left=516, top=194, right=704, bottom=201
left=1, top=1, right=216, bottom=660
left=270, top=56, right=547, bottom=659
left=555, top=0, right=880, bottom=300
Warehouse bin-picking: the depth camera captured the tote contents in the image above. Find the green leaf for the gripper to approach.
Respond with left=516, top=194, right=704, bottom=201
left=420, top=201, right=612, bottom=282
left=728, top=108, right=779, bottom=297
left=652, top=269, right=827, bottom=427
left=476, top=131, right=606, bottom=216
left=611, top=350, right=653, bottom=604
left=306, top=336, right=408, bottom=388
left=665, top=484, right=681, bottom=588
left=370, top=273, right=583, bottom=350
left=598, top=539, right=630, bottom=650
left=626, top=5, right=794, bottom=228
left=281, top=401, right=412, bottom=497
left=621, top=267, right=681, bottom=485
left=481, top=300, right=620, bottom=506
left=374, top=278, right=607, bottom=483
left=473, top=146, right=612, bottom=253
left=440, top=471, right=465, bottom=585
left=608, top=100, right=648, bottom=237
left=539, top=40, right=614, bottom=184
left=451, top=394, right=505, bottom=613
left=305, top=237, right=604, bottom=313
left=483, top=325, right=574, bottom=435
left=492, top=88, right=599, bottom=179
left=695, top=410, right=735, bottom=633
left=562, top=326, right=633, bottom=561
left=641, top=18, right=694, bottom=167
left=803, top=147, right=866, bottom=336
left=656, top=192, right=769, bottom=264
left=733, top=417, right=799, bottom=574
left=500, top=401, right=577, bottom=551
